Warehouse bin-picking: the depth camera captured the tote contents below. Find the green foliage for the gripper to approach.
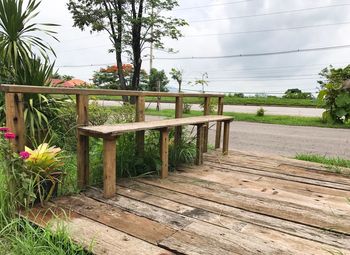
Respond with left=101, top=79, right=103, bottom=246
left=295, top=154, right=350, bottom=176
left=145, top=68, right=169, bottom=92
left=183, top=103, right=192, bottom=114
left=283, top=88, right=313, bottom=99
left=256, top=107, right=265, bottom=117
left=0, top=0, right=60, bottom=143
left=0, top=217, right=90, bottom=255
left=0, top=0, right=58, bottom=70
left=169, top=68, right=183, bottom=92
left=51, top=102, right=135, bottom=151
left=233, top=93, right=244, bottom=98
left=68, top=0, right=187, bottom=92
left=318, top=65, right=350, bottom=123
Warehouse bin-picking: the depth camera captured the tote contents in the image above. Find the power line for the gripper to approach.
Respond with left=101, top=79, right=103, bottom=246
left=189, top=3, right=350, bottom=23
left=185, top=21, right=350, bottom=37
left=174, top=0, right=253, bottom=11
left=183, top=77, right=318, bottom=81
left=155, top=44, right=350, bottom=60
left=184, top=74, right=319, bottom=79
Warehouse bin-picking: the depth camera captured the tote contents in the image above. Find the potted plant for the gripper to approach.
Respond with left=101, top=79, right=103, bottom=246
left=23, top=143, right=64, bottom=204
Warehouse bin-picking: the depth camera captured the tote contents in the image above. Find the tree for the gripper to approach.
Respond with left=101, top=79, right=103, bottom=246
left=52, top=73, right=74, bottom=81
left=189, top=72, right=209, bottom=93
left=146, top=68, right=168, bottom=92
left=169, top=68, right=183, bottom=92
left=68, top=0, right=187, bottom=103
left=68, top=0, right=128, bottom=101
left=318, top=65, right=350, bottom=123
left=93, top=63, right=148, bottom=89
left=283, top=88, right=313, bottom=99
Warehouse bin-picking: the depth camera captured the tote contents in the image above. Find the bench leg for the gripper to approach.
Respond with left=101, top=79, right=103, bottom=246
left=77, top=134, right=89, bottom=190
left=215, top=121, right=222, bottom=149
left=160, top=128, right=169, bottom=179
left=103, top=137, right=117, bottom=198
left=223, top=121, right=230, bottom=155
left=203, top=123, right=209, bottom=153
left=196, top=124, right=204, bottom=165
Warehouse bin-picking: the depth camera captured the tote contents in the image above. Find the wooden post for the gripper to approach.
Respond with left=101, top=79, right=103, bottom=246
left=135, top=96, right=145, bottom=157
left=76, top=95, right=89, bottom=190
left=223, top=120, right=230, bottom=155
left=196, top=124, right=204, bottom=165
left=174, top=96, right=183, bottom=149
left=203, top=96, right=211, bottom=153
left=215, top=97, right=224, bottom=149
left=103, top=137, right=117, bottom=198
left=159, top=128, right=169, bottom=179
left=5, top=93, right=25, bottom=152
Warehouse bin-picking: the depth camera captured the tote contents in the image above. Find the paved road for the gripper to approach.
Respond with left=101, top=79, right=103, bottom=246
left=145, top=115, right=350, bottom=159
left=98, top=100, right=323, bottom=117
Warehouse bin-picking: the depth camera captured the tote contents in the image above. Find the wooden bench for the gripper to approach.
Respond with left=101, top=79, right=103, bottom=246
left=78, top=115, right=233, bottom=198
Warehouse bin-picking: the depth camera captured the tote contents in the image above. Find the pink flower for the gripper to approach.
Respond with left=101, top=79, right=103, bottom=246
left=19, top=151, right=30, bottom=160
left=0, top=127, right=9, bottom=132
left=4, top=132, right=16, bottom=140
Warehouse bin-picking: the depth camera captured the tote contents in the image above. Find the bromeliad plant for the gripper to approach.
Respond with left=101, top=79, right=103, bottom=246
left=24, top=143, right=64, bottom=204
left=0, top=127, right=64, bottom=208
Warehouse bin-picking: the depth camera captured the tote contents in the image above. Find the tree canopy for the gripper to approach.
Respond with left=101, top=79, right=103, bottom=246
left=68, top=0, right=187, bottom=102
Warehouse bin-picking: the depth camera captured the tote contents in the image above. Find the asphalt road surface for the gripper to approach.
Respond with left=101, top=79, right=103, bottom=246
left=99, top=100, right=323, bottom=117
left=146, top=115, right=350, bottom=159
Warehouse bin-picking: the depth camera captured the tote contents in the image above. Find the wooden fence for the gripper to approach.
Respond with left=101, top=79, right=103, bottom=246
left=0, top=84, right=225, bottom=156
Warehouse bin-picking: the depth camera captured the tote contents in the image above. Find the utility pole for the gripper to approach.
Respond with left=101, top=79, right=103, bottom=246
left=149, top=6, right=154, bottom=75
left=156, top=79, right=161, bottom=111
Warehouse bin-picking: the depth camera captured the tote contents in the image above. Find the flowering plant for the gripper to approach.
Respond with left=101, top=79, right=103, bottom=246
left=0, top=127, right=64, bottom=205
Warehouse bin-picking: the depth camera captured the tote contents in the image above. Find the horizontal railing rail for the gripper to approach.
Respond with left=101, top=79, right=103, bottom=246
left=0, top=84, right=224, bottom=98
left=1, top=84, right=225, bottom=174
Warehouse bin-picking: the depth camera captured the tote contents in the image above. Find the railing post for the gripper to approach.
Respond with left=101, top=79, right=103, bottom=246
left=5, top=93, right=25, bottom=152
left=76, top=94, right=89, bottom=190
left=203, top=96, right=211, bottom=152
left=135, top=95, right=145, bottom=157
left=174, top=96, right=183, bottom=149
left=195, top=124, right=204, bottom=165
left=215, top=96, right=224, bottom=149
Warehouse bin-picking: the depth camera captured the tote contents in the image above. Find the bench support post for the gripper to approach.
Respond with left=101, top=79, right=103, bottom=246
left=76, top=95, right=89, bottom=190
left=215, top=97, right=224, bottom=149
left=160, top=128, right=169, bottom=179
left=196, top=124, right=204, bottom=165
left=136, top=96, right=145, bottom=158
left=223, top=121, right=230, bottom=155
left=5, top=93, right=25, bottom=152
left=174, top=96, right=183, bottom=149
left=103, top=137, right=117, bottom=198
left=203, top=97, right=211, bottom=153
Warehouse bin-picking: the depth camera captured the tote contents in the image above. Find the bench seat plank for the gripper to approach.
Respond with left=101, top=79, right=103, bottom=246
left=79, top=115, right=233, bottom=138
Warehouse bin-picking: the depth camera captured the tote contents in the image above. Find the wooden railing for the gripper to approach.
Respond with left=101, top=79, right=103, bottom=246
left=0, top=84, right=225, bottom=160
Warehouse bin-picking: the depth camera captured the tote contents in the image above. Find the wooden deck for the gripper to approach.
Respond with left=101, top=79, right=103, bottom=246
left=25, top=150, right=350, bottom=255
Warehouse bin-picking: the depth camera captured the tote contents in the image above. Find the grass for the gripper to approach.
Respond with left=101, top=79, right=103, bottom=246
left=95, top=95, right=320, bottom=107
left=295, top=154, right=350, bottom=176
left=295, top=154, right=350, bottom=168
left=145, top=108, right=350, bottom=129
left=0, top=151, right=89, bottom=255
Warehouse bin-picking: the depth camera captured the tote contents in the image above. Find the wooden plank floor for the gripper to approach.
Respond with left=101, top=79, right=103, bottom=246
left=24, top=150, right=350, bottom=255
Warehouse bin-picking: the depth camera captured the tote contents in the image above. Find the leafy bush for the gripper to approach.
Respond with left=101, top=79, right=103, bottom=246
left=256, top=107, right=265, bottom=117
left=51, top=102, right=135, bottom=151
left=233, top=93, right=244, bottom=98
left=283, top=88, right=313, bottom=99
left=318, top=65, right=350, bottom=123
left=183, top=103, right=192, bottom=114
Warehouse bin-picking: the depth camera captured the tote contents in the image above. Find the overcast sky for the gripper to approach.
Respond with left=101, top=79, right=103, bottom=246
left=35, top=0, right=350, bottom=94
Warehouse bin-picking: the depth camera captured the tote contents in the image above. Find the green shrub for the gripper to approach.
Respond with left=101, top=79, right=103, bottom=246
left=233, top=93, right=244, bottom=98
left=51, top=102, right=135, bottom=151
left=283, top=88, right=313, bottom=99
left=256, top=107, right=265, bottom=117
left=318, top=65, right=350, bottom=123
left=183, top=103, right=192, bottom=114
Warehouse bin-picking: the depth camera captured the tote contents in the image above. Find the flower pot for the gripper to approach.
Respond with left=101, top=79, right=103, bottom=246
left=34, top=172, right=62, bottom=204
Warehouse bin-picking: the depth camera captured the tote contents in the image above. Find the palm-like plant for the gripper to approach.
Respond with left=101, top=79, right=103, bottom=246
left=0, top=0, right=60, bottom=143
left=0, top=0, right=58, bottom=70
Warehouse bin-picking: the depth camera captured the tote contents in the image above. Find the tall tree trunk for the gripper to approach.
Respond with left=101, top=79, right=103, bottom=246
left=130, top=0, right=144, bottom=104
